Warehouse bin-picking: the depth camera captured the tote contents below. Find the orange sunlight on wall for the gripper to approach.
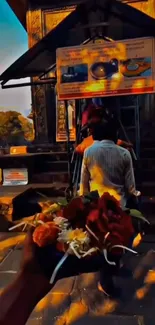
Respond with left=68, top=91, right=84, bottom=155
left=130, top=0, right=155, bottom=19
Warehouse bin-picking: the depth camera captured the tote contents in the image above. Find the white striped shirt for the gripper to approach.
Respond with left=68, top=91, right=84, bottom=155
left=79, top=140, right=136, bottom=207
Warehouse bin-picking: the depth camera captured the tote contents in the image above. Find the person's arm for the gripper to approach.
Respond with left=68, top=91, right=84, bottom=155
left=79, top=150, right=90, bottom=195
left=0, top=230, right=52, bottom=325
left=0, top=229, right=103, bottom=325
left=124, top=150, right=137, bottom=196
left=0, top=271, right=51, bottom=325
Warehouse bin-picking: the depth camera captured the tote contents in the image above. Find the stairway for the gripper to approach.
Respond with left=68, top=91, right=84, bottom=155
left=139, top=140, right=155, bottom=217
left=31, top=151, right=69, bottom=185
left=0, top=145, right=71, bottom=199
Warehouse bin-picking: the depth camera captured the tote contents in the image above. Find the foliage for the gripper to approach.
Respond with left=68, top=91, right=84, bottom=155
left=0, top=111, right=34, bottom=145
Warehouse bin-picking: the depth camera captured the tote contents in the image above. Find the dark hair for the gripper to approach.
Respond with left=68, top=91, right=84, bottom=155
left=90, top=108, right=118, bottom=142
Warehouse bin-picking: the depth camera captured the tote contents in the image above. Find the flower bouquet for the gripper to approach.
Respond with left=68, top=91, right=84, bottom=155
left=9, top=191, right=149, bottom=284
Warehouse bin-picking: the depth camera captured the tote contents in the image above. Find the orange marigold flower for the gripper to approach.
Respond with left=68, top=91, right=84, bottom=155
left=36, top=213, right=51, bottom=223
left=33, top=222, right=59, bottom=247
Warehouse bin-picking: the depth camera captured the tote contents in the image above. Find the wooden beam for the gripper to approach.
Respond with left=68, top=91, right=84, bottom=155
left=6, top=0, right=27, bottom=29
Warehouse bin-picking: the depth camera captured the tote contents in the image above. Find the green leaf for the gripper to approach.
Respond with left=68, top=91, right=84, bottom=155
left=129, top=209, right=150, bottom=224
left=82, top=197, right=91, bottom=204
left=82, top=191, right=99, bottom=205
left=84, top=191, right=99, bottom=201
left=58, top=198, right=68, bottom=206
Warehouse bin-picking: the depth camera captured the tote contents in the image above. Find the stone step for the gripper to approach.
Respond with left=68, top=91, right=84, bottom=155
left=140, top=158, right=155, bottom=169
left=141, top=140, right=155, bottom=148
left=140, top=197, right=155, bottom=215
left=140, top=182, right=155, bottom=196
left=29, top=183, right=69, bottom=197
left=141, top=169, right=155, bottom=182
left=0, top=183, right=69, bottom=223
left=141, top=148, right=155, bottom=158
left=35, top=160, right=69, bottom=173
left=43, top=152, right=69, bottom=162
left=32, top=171, right=69, bottom=184
left=0, top=152, right=69, bottom=169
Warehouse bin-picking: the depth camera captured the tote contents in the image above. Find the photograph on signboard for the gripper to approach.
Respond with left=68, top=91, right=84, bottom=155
left=90, top=59, right=119, bottom=80
left=120, top=57, right=151, bottom=78
left=60, top=64, right=88, bottom=83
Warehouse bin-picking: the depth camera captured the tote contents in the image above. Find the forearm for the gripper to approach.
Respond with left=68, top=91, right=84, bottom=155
left=0, top=271, right=51, bottom=325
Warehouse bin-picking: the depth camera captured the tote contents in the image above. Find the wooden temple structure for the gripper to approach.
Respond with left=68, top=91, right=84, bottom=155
left=1, top=0, right=155, bottom=202
left=1, top=0, right=155, bottom=146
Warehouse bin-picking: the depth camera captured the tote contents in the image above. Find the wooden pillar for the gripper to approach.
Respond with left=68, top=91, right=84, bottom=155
left=26, top=8, right=49, bottom=143
left=26, top=5, right=75, bottom=144
left=42, top=7, right=76, bottom=143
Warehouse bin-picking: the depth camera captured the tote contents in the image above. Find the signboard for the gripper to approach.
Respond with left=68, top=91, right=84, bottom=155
left=3, top=168, right=28, bottom=186
left=56, top=99, right=76, bottom=142
left=57, top=37, right=155, bottom=100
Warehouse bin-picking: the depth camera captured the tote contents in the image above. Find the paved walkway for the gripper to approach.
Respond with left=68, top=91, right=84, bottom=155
left=1, top=233, right=155, bottom=325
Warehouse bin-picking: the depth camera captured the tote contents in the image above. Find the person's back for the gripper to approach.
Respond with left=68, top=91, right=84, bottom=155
left=79, top=109, right=136, bottom=207
left=81, top=140, right=134, bottom=205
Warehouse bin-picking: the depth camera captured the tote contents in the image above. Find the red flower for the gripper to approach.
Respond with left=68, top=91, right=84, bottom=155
left=33, top=222, right=59, bottom=247
left=62, top=197, right=89, bottom=228
left=86, top=193, right=134, bottom=254
left=98, top=192, right=122, bottom=217
left=56, top=242, right=66, bottom=252
left=36, top=213, right=51, bottom=223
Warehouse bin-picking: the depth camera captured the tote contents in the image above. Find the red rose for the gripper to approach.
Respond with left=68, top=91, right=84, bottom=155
left=33, top=222, right=59, bottom=247
left=86, top=193, right=134, bottom=254
left=98, top=192, right=122, bottom=217
left=62, top=197, right=89, bottom=228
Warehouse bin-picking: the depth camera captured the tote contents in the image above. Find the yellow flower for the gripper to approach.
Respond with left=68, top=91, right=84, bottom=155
left=58, top=228, right=89, bottom=245
left=43, top=203, right=61, bottom=214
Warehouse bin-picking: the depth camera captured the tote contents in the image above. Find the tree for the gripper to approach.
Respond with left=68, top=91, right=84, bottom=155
left=0, top=111, right=34, bottom=146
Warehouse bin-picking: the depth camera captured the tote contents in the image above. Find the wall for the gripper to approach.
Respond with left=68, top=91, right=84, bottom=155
left=130, top=0, right=155, bottom=19
left=26, top=0, right=123, bottom=143
left=26, top=2, right=77, bottom=143
left=26, top=0, right=155, bottom=143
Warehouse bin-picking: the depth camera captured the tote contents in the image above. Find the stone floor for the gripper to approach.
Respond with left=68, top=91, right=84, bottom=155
left=1, top=232, right=155, bottom=325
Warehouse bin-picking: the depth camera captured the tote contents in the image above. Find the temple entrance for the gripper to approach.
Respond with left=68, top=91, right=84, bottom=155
left=0, top=0, right=155, bottom=201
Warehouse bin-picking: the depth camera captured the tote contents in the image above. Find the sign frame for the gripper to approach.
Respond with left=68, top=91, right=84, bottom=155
left=56, top=37, right=155, bottom=100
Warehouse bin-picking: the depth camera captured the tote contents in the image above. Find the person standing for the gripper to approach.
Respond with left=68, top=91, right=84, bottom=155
left=79, top=113, right=139, bottom=209
left=79, top=113, right=140, bottom=296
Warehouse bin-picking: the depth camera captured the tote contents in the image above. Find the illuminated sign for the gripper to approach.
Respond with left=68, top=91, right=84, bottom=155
left=57, top=37, right=155, bottom=100
left=3, top=169, right=28, bottom=186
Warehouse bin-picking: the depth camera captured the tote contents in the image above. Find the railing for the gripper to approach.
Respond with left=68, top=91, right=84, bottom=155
left=71, top=104, right=83, bottom=195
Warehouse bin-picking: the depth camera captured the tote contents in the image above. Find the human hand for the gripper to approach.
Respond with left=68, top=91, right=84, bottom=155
left=21, top=227, right=104, bottom=283
left=20, top=229, right=63, bottom=299
left=0, top=230, right=66, bottom=325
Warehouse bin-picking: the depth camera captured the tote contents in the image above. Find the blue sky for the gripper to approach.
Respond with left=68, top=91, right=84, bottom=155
left=0, top=0, right=31, bottom=117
